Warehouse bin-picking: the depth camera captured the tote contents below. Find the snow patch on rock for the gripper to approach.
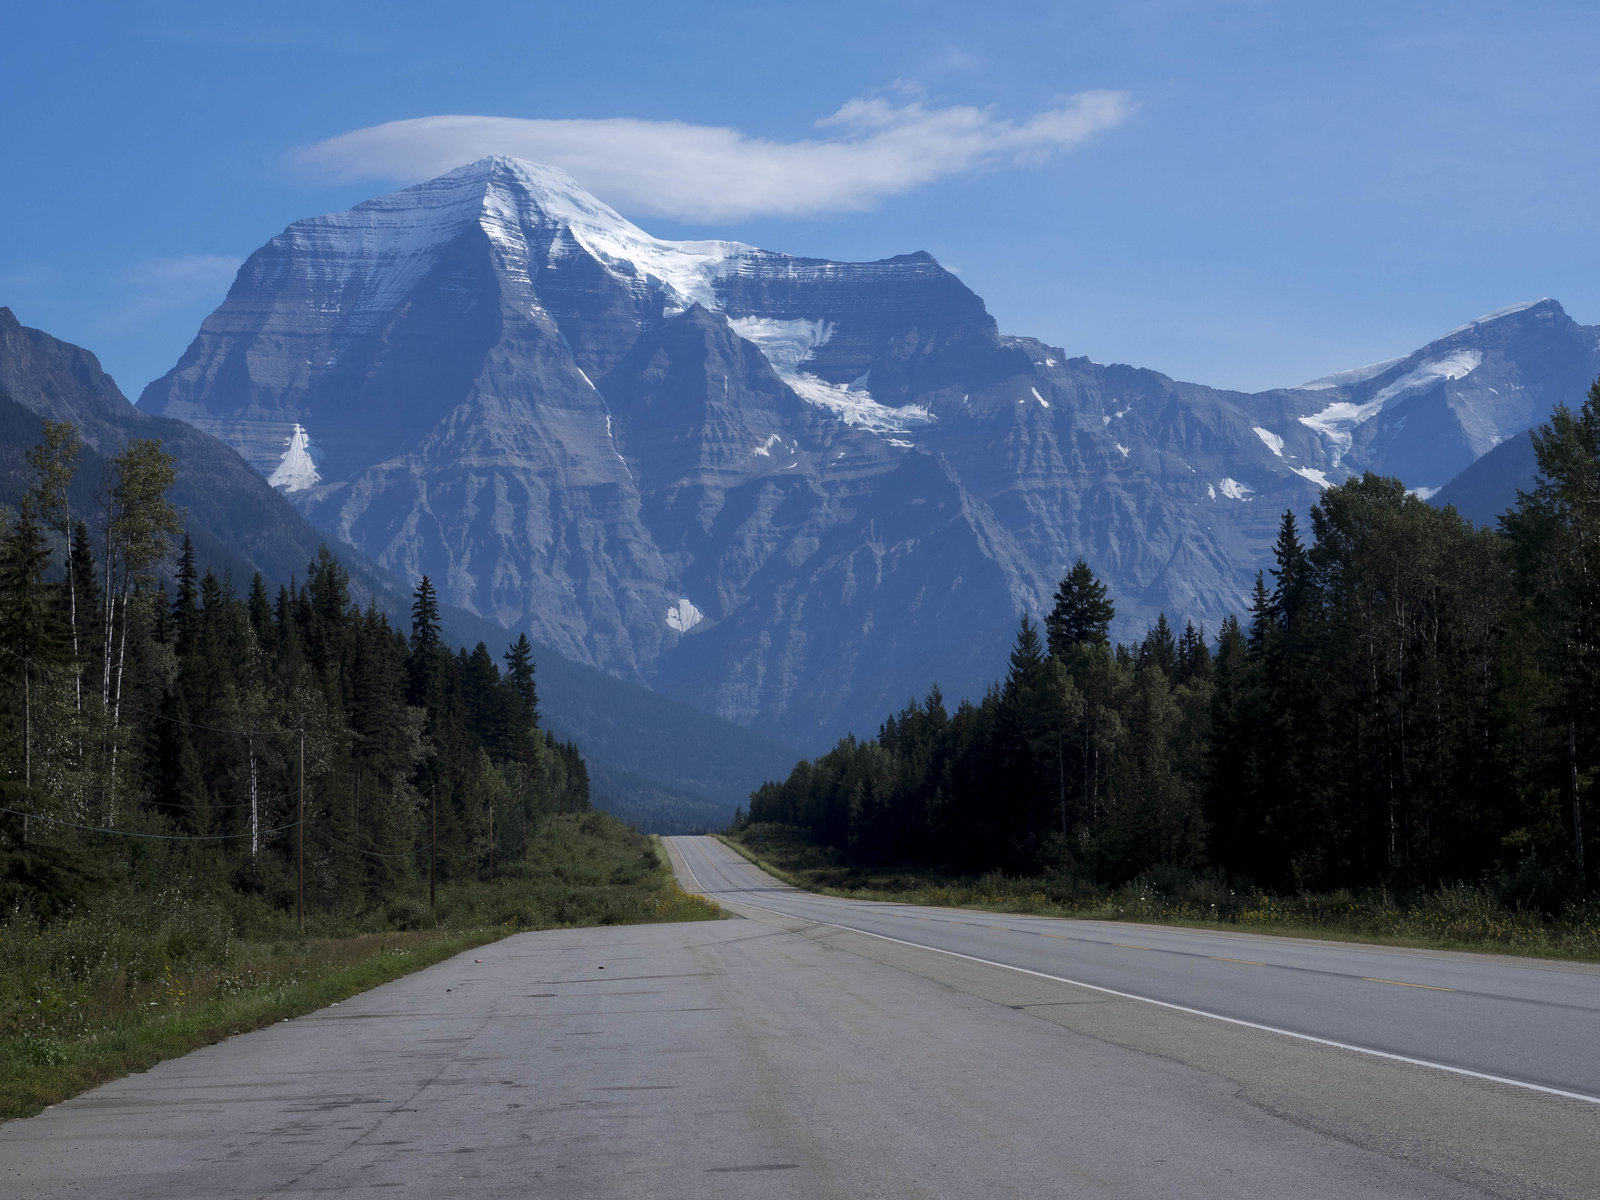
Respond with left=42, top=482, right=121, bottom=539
left=782, top=372, right=934, bottom=435
left=1217, top=477, right=1254, bottom=500
left=1030, top=386, right=1050, bottom=408
left=1252, top=426, right=1285, bottom=457
left=728, top=316, right=834, bottom=369
left=268, top=423, right=319, bottom=492
left=1298, top=350, right=1483, bottom=464
left=666, top=598, right=704, bottom=633
left=1291, top=466, right=1332, bottom=489
left=728, top=314, right=928, bottom=436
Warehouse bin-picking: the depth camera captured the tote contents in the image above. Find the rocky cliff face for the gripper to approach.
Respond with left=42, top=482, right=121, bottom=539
left=140, top=157, right=1600, bottom=744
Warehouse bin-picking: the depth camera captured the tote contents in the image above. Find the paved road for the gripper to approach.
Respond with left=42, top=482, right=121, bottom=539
left=3, top=841, right=1596, bottom=1199
left=669, top=836, right=1600, bottom=1101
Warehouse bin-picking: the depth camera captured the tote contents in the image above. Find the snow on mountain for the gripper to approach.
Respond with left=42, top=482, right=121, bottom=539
left=1285, top=300, right=1596, bottom=490
left=139, top=157, right=1600, bottom=745
left=1296, top=355, right=1409, bottom=392
left=266, top=422, right=319, bottom=492
left=1252, top=426, right=1285, bottom=457
left=1445, top=298, right=1549, bottom=337
left=1298, top=349, right=1484, bottom=464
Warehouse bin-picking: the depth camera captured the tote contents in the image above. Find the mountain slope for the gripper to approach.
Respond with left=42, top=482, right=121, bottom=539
left=0, top=307, right=795, bottom=828
left=1430, top=432, right=1539, bottom=529
left=139, top=157, right=1600, bottom=745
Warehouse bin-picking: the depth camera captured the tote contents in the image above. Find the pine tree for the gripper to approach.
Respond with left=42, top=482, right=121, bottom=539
left=1045, top=559, right=1115, bottom=658
left=1139, top=613, right=1178, bottom=677
left=0, top=500, right=68, bottom=788
left=26, top=421, right=82, bottom=706
left=407, top=575, right=443, bottom=711
left=503, top=633, right=539, bottom=728
left=171, top=534, right=199, bottom=654
left=1503, top=377, right=1600, bottom=887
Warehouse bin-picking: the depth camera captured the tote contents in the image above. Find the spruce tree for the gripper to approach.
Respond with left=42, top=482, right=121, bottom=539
left=1045, top=559, right=1115, bottom=658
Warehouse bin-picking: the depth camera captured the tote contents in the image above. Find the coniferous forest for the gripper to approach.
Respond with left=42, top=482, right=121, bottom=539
left=0, top=422, right=591, bottom=923
left=741, top=383, right=1600, bottom=913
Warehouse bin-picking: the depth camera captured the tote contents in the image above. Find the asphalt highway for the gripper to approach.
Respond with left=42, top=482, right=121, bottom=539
left=2, top=838, right=1596, bottom=1198
left=668, top=835, right=1600, bottom=1102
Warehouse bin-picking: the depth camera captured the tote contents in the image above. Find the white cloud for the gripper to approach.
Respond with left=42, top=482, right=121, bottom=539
left=297, top=92, right=1133, bottom=223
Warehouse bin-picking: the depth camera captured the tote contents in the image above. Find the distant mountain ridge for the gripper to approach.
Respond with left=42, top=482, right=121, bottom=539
left=139, top=157, right=1600, bottom=744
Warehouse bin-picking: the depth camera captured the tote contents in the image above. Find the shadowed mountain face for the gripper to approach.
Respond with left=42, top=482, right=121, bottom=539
left=139, top=157, right=1600, bottom=745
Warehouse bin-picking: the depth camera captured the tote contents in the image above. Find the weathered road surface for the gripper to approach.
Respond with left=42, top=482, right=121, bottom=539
left=670, top=836, right=1600, bottom=1100
left=0, top=839, right=1591, bottom=1199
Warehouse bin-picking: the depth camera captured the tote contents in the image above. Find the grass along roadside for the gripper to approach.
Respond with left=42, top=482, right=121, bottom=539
left=718, top=826, right=1600, bottom=963
left=2, top=814, right=719, bottom=1122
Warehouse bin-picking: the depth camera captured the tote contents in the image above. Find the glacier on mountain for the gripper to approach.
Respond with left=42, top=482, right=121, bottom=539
left=267, top=423, right=319, bottom=492
left=1298, top=350, right=1484, bottom=463
left=139, top=155, right=1600, bottom=746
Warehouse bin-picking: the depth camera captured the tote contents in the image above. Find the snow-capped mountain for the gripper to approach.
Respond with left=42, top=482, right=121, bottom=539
left=1284, top=298, right=1599, bottom=497
left=141, top=157, right=1599, bottom=744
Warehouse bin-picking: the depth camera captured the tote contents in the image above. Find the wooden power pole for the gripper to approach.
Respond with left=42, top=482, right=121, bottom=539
left=430, top=783, right=437, bottom=911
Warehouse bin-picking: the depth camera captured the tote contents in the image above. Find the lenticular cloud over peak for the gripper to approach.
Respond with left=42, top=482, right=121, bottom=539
left=296, top=92, right=1133, bottom=224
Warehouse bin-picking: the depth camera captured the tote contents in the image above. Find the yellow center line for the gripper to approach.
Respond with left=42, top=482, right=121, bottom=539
left=1364, top=977, right=1455, bottom=991
left=1212, top=956, right=1265, bottom=966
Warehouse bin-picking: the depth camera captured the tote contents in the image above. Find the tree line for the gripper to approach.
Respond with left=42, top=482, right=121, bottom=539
left=0, top=423, right=588, bottom=918
left=741, top=382, right=1600, bottom=909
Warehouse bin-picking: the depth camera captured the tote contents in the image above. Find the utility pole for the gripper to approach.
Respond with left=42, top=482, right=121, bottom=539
left=430, top=783, right=437, bottom=911
left=297, top=729, right=305, bottom=933
left=488, top=798, right=495, bottom=883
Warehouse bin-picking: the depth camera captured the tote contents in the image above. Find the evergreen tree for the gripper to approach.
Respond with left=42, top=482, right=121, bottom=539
left=503, top=633, right=539, bottom=728
left=1502, top=378, right=1600, bottom=887
left=1045, top=559, right=1115, bottom=658
left=407, top=575, right=443, bottom=711
left=171, top=534, right=199, bottom=654
left=0, top=500, right=68, bottom=788
left=1139, top=613, right=1178, bottom=677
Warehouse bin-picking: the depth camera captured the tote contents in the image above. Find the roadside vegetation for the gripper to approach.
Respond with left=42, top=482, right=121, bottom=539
left=724, top=824, right=1600, bottom=962
left=2, top=815, right=717, bottom=1121
left=734, top=386, right=1600, bottom=947
left=0, top=426, right=721, bottom=1121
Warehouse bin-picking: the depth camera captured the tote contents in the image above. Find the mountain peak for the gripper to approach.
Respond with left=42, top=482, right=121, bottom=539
left=440, top=154, right=633, bottom=231
left=1443, top=297, right=1559, bottom=337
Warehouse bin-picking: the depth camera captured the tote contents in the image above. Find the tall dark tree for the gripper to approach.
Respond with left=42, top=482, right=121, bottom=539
left=1502, top=378, right=1600, bottom=887
left=1138, top=613, right=1178, bottom=678
left=407, top=574, right=443, bottom=710
left=503, top=633, right=539, bottom=728
left=171, top=534, right=199, bottom=654
left=1045, top=559, right=1115, bottom=659
left=0, top=500, right=67, bottom=788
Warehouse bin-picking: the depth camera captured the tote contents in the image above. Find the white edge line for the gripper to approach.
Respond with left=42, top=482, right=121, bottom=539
left=670, top=837, right=710, bottom=894
left=682, top=841, right=1600, bottom=1107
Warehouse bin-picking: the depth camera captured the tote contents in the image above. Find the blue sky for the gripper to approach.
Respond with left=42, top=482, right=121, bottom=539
left=3, top=1, right=1596, bottom=398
